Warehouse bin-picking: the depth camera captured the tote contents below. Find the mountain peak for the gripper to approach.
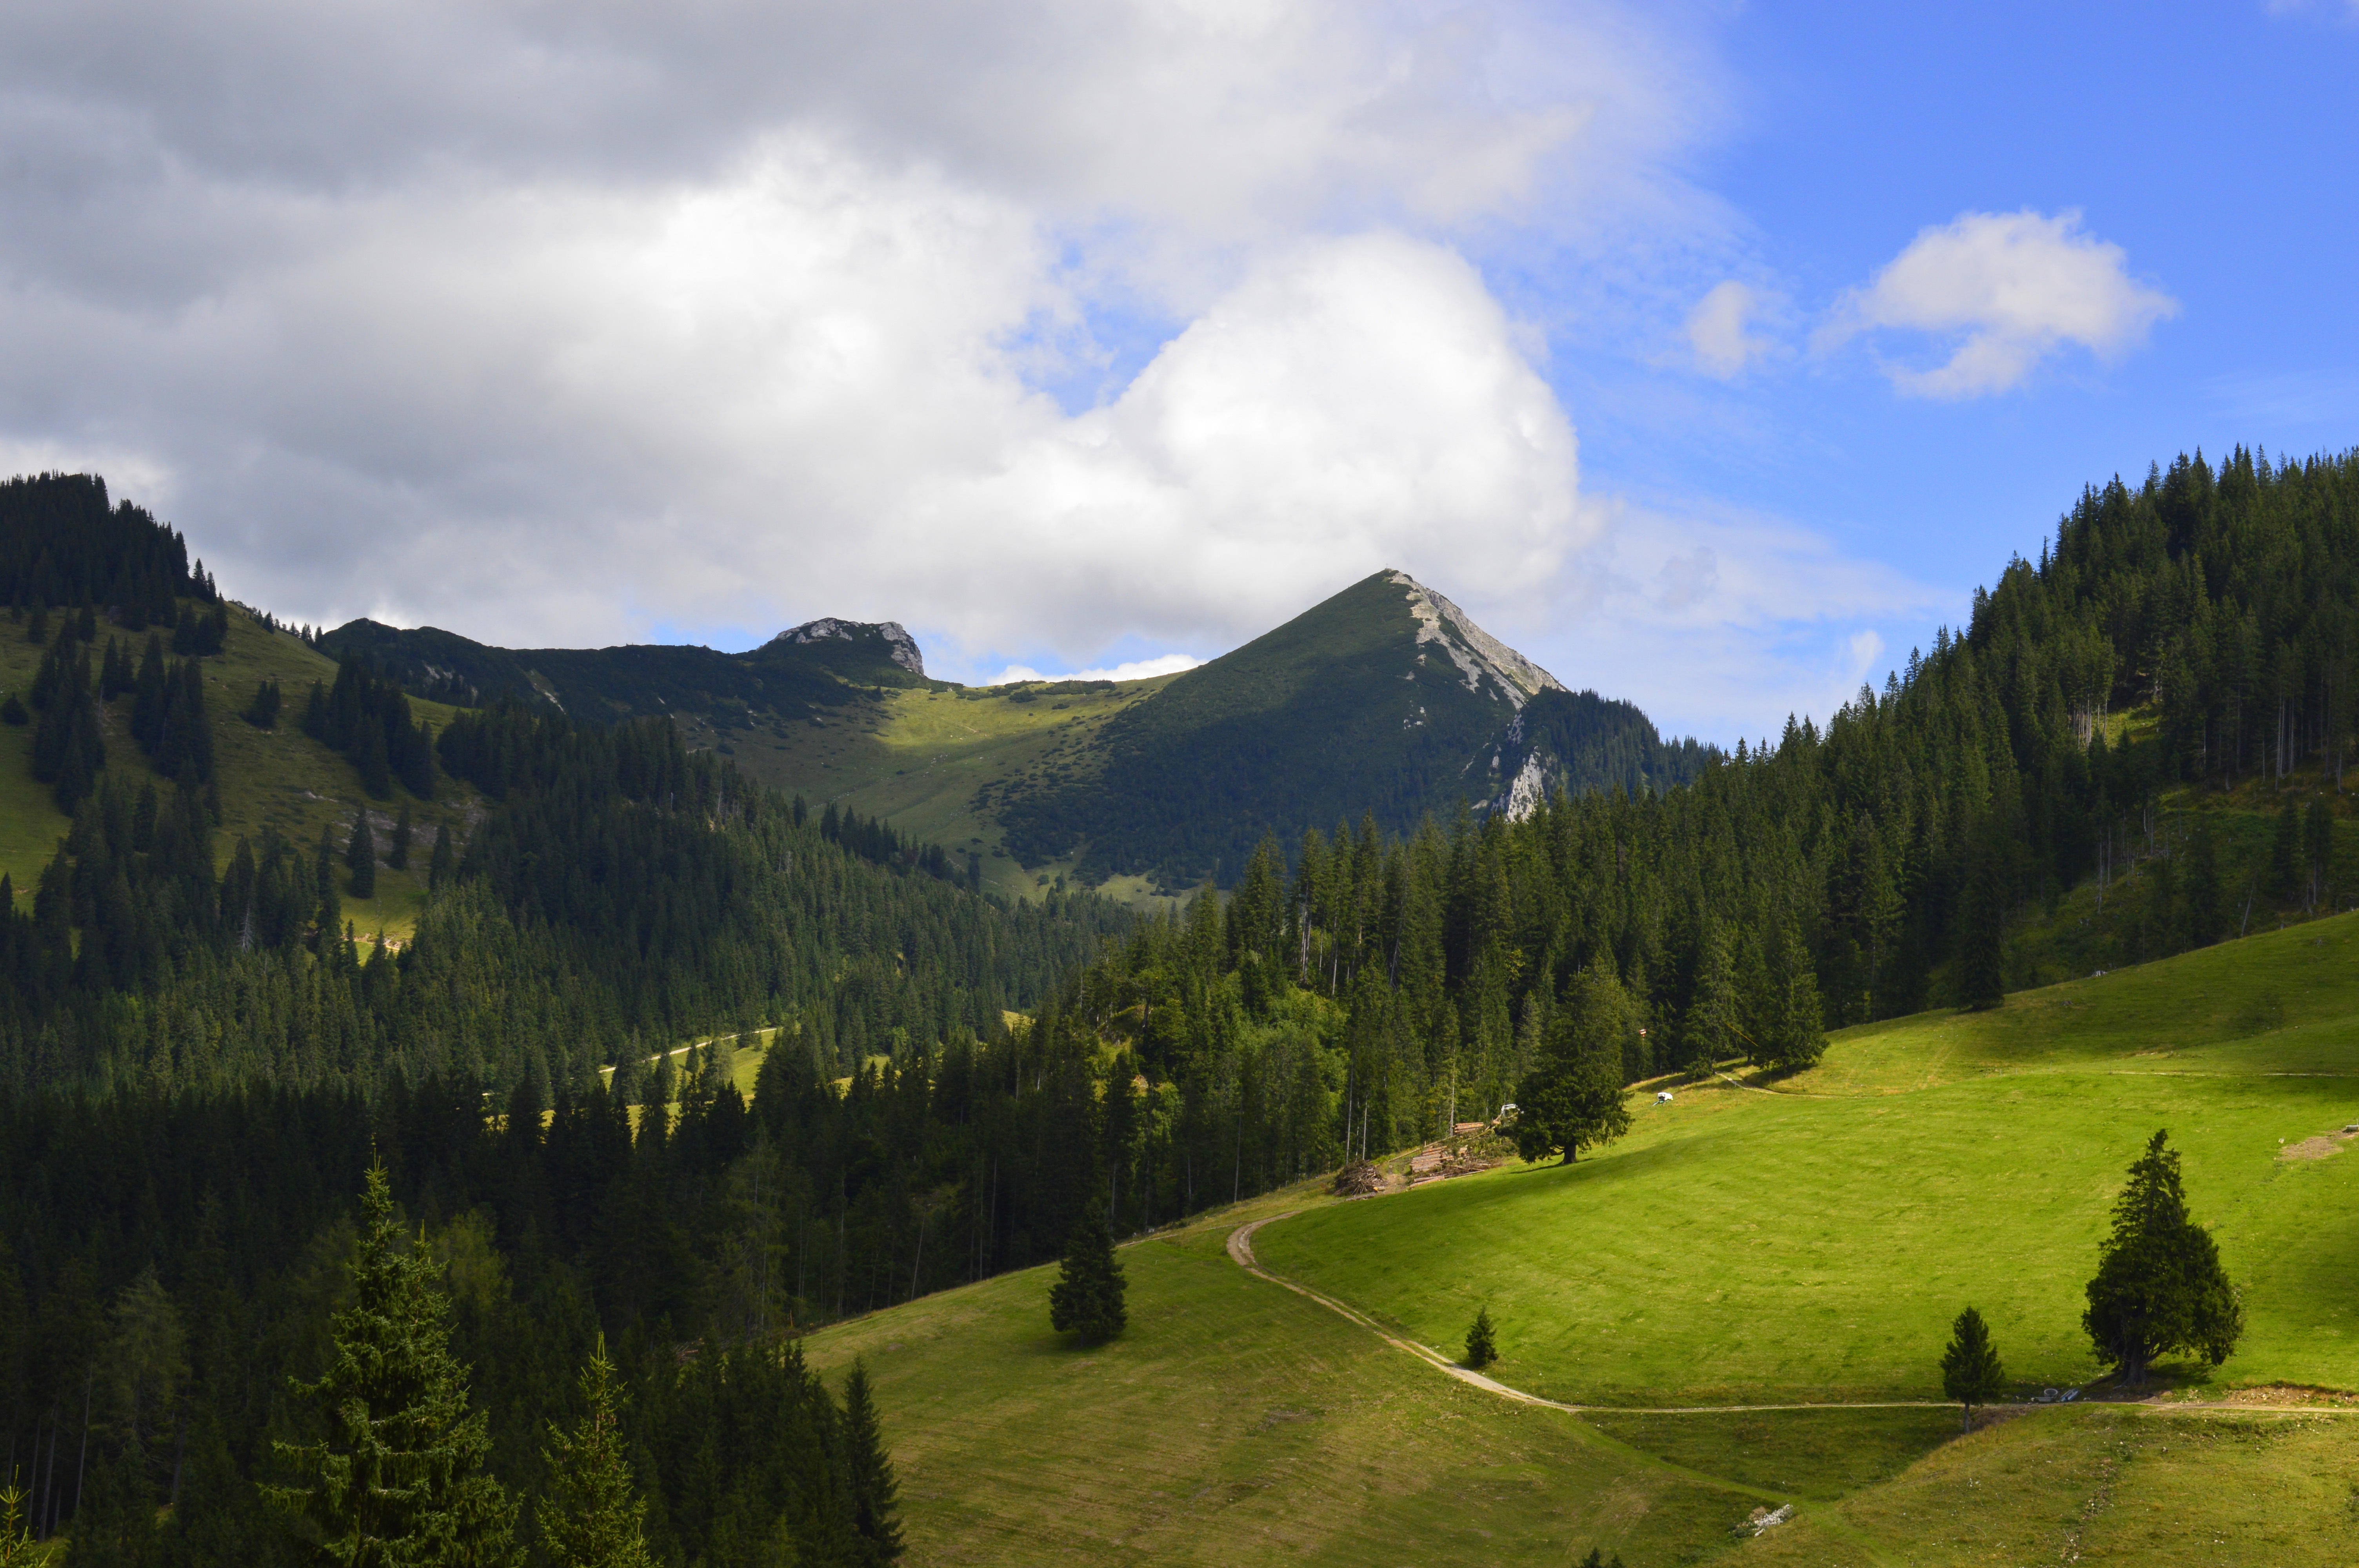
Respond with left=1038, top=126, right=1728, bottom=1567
left=771, top=617, right=925, bottom=677
left=1383, top=569, right=1563, bottom=710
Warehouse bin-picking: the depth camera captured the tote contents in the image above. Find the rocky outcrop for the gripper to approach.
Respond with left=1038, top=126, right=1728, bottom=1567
left=773, top=617, right=925, bottom=676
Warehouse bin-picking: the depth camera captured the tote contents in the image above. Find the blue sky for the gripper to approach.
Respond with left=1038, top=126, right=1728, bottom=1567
left=2, top=0, right=2354, bottom=744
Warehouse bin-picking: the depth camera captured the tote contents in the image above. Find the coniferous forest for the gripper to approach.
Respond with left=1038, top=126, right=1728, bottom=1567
left=4, top=446, right=2359, bottom=1559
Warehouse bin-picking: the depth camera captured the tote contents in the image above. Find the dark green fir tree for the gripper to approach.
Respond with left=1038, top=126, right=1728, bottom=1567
left=347, top=815, right=377, bottom=900
left=428, top=822, right=455, bottom=891
left=2268, top=800, right=2301, bottom=899
left=1464, top=1307, right=1498, bottom=1371
left=2083, top=1131, right=2242, bottom=1387
left=537, top=1337, right=653, bottom=1568
left=1511, top=967, right=1634, bottom=1165
left=1957, top=824, right=2007, bottom=1011
left=389, top=800, right=413, bottom=872
left=267, top=1163, right=519, bottom=1565
left=1048, top=1207, right=1126, bottom=1347
left=840, top=1362, right=904, bottom=1564
left=1939, top=1306, right=2006, bottom=1432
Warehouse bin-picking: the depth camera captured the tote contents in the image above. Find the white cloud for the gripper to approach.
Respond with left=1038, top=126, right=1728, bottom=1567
left=1510, top=494, right=1947, bottom=740
left=988, top=653, right=1203, bottom=686
left=1821, top=210, right=2177, bottom=398
left=0, top=0, right=1724, bottom=668
left=1685, top=279, right=1768, bottom=377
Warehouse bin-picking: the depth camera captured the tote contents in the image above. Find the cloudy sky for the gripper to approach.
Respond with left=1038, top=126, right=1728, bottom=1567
left=3, top=1, right=2355, bottom=741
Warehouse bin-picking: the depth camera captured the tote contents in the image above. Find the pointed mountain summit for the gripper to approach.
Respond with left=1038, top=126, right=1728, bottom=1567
left=989, top=569, right=1706, bottom=887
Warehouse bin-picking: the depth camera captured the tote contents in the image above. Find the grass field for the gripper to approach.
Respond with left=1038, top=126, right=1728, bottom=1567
left=694, top=677, right=1182, bottom=906
left=1256, top=913, right=2359, bottom=1407
left=0, top=602, right=479, bottom=938
left=799, top=917, right=2359, bottom=1563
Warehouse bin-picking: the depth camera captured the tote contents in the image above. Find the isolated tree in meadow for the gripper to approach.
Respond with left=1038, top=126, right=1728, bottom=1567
left=1511, top=967, right=1634, bottom=1165
left=266, top=1163, right=519, bottom=1566
left=537, top=1337, right=653, bottom=1568
left=840, top=1363, right=904, bottom=1564
left=1939, top=1307, right=2007, bottom=1433
left=1048, top=1206, right=1126, bottom=1346
left=2083, top=1130, right=2242, bottom=1387
left=1463, top=1308, right=1498, bottom=1371
left=346, top=815, right=377, bottom=900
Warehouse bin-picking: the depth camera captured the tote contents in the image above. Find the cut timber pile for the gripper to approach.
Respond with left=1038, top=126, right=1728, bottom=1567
left=1330, top=1161, right=1388, bottom=1196
left=1406, top=1131, right=1511, bottom=1186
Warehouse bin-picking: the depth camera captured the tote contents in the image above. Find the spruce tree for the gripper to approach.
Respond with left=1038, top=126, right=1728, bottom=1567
left=839, top=1363, right=904, bottom=1564
left=537, top=1337, right=652, bottom=1568
left=1048, top=1206, right=1126, bottom=1346
left=2082, top=1131, right=2242, bottom=1387
left=1939, top=1306, right=2006, bottom=1432
left=267, top=1164, right=519, bottom=1565
left=1679, top=914, right=1737, bottom=1072
left=0, top=1485, right=32, bottom=1567
left=1463, top=1307, right=1497, bottom=1371
left=1762, top=917, right=1826, bottom=1072
left=2181, top=821, right=2225, bottom=949
left=1957, top=825, right=2007, bottom=1011
left=347, top=816, right=377, bottom=900
left=428, top=824, right=455, bottom=891
left=1510, top=967, right=1634, bottom=1165
left=389, top=802, right=413, bottom=872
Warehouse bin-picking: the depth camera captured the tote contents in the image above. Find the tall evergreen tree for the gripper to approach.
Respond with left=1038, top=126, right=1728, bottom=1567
left=2082, top=1131, right=2242, bottom=1387
left=1939, top=1306, right=2006, bottom=1433
left=389, top=802, right=413, bottom=873
left=1510, top=967, right=1634, bottom=1165
left=2302, top=797, right=2334, bottom=910
left=1047, top=1207, right=1126, bottom=1347
left=347, top=816, right=377, bottom=900
left=2268, top=801, right=2301, bottom=899
left=1956, top=825, right=2007, bottom=1012
left=267, top=1164, right=519, bottom=1566
left=428, top=824, right=455, bottom=891
left=1762, top=916, right=1826, bottom=1072
left=839, top=1363, right=903, bottom=1565
left=536, top=1338, right=652, bottom=1568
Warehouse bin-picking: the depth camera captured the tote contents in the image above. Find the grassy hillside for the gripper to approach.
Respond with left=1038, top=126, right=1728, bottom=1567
left=800, top=922, right=2359, bottom=1563
left=1256, top=913, right=2359, bottom=1406
left=699, top=675, right=1180, bottom=904
left=800, top=1192, right=1773, bottom=1566
left=0, top=602, right=479, bottom=938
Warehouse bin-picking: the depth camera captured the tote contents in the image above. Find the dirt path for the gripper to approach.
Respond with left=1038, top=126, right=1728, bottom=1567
left=1225, top=1212, right=2359, bottom=1421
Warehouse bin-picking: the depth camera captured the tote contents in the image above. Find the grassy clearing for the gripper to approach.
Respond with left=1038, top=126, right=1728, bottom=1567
left=0, top=603, right=480, bottom=937
left=1256, top=913, right=2359, bottom=1406
left=800, top=1191, right=1761, bottom=1566
left=699, top=677, right=1180, bottom=905
left=1740, top=1405, right=2359, bottom=1566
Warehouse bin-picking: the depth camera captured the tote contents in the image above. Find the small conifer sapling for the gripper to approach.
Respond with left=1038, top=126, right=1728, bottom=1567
left=1464, top=1307, right=1498, bottom=1370
left=1939, top=1306, right=2007, bottom=1432
left=1048, top=1206, right=1126, bottom=1346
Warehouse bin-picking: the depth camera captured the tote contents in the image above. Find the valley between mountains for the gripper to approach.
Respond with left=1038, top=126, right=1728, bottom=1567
left=6, top=448, right=2359, bottom=1564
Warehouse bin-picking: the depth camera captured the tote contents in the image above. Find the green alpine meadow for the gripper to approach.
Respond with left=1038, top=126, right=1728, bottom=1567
left=6, top=444, right=2359, bottom=1564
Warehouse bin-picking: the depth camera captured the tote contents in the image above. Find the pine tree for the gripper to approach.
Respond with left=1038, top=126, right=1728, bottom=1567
left=1047, top=1206, right=1126, bottom=1346
left=347, top=815, right=377, bottom=900
left=1510, top=967, right=1634, bottom=1165
left=267, top=1164, right=519, bottom=1565
left=1762, top=916, right=1826, bottom=1072
left=1939, top=1306, right=2006, bottom=1432
left=2082, top=1130, right=2242, bottom=1387
left=428, top=824, right=455, bottom=891
left=1463, top=1307, right=1497, bottom=1370
left=389, top=802, right=413, bottom=872
left=1956, top=825, right=2007, bottom=1011
left=537, top=1337, right=652, bottom=1568
left=839, top=1362, right=904, bottom=1564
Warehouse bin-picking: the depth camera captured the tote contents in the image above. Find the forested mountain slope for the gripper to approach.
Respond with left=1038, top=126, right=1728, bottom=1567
left=321, top=570, right=1714, bottom=898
